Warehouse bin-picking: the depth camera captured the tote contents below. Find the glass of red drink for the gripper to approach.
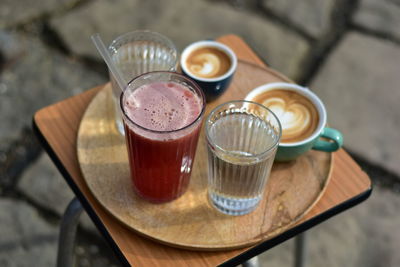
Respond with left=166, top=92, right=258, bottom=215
left=120, top=71, right=206, bottom=203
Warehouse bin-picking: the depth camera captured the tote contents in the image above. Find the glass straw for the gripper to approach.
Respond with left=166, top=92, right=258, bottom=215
left=91, top=33, right=127, bottom=91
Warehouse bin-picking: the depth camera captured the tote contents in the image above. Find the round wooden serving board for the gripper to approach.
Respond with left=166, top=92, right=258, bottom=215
left=77, top=60, right=333, bottom=250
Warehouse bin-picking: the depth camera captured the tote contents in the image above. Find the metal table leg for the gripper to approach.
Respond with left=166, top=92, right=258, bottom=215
left=57, top=197, right=83, bottom=267
left=241, top=232, right=307, bottom=267
left=294, top=233, right=307, bottom=267
left=242, top=256, right=260, bottom=267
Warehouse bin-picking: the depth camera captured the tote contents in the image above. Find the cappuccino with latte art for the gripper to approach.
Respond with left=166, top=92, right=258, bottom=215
left=246, top=82, right=343, bottom=161
left=185, top=47, right=231, bottom=79
left=252, top=89, right=319, bottom=143
left=180, top=40, right=237, bottom=101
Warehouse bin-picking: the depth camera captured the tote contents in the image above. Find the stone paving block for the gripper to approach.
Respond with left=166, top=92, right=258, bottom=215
left=18, top=153, right=101, bottom=235
left=261, top=0, right=337, bottom=39
left=354, top=0, right=400, bottom=42
left=0, top=30, right=107, bottom=146
left=0, top=198, right=58, bottom=267
left=260, top=187, right=400, bottom=267
left=18, top=153, right=74, bottom=215
left=0, top=0, right=77, bottom=28
left=310, top=32, right=400, bottom=176
left=50, top=0, right=310, bottom=81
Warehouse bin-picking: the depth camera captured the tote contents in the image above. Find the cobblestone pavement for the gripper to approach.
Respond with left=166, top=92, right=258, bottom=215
left=1, top=0, right=399, bottom=266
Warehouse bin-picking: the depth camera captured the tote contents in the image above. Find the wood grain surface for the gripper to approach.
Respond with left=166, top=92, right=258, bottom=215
left=34, top=34, right=371, bottom=267
left=77, top=59, right=332, bottom=250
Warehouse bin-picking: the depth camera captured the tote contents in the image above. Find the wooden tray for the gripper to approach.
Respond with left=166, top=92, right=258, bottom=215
left=77, top=60, right=333, bottom=250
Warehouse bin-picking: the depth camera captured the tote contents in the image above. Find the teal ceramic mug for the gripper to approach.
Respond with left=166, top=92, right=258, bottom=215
left=245, top=82, right=343, bottom=161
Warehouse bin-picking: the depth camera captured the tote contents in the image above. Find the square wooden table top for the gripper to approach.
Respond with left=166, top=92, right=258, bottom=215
left=33, top=34, right=371, bottom=267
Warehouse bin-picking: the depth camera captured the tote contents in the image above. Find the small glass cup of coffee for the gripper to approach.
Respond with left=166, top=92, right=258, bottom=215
left=180, top=40, right=237, bottom=102
left=245, top=82, right=343, bottom=161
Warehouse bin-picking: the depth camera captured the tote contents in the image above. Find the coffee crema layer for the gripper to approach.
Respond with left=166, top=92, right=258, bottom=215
left=253, top=89, right=319, bottom=143
left=185, top=47, right=231, bottom=78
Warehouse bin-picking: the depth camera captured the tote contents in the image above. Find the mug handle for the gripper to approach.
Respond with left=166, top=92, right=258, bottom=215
left=312, top=127, right=343, bottom=152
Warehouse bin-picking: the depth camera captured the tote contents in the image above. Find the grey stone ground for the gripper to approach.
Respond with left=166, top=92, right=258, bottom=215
left=0, top=0, right=399, bottom=266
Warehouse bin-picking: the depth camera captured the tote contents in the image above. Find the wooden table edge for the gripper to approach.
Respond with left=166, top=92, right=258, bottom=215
left=219, top=187, right=372, bottom=266
left=32, top=101, right=131, bottom=267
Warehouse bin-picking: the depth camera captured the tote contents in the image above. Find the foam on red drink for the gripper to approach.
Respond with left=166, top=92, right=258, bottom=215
left=124, top=82, right=202, bottom=132
left=122, top=78, right=204, bottom=203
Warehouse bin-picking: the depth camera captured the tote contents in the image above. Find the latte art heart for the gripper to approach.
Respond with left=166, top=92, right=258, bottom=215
left=254, top=89, right=319, bottom=143
left=185, top=47, right=231, bottom=79
left=188, top=53, right=221, bottom=78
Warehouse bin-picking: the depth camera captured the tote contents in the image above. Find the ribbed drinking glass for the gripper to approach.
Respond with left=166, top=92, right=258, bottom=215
left=109, top=30, right=178, bottom=135
left=206, top=100, right=281, bottom=215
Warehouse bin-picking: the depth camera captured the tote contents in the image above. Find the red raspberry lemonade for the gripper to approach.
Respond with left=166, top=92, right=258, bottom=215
left=122, top=80, right=204, bottom=203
